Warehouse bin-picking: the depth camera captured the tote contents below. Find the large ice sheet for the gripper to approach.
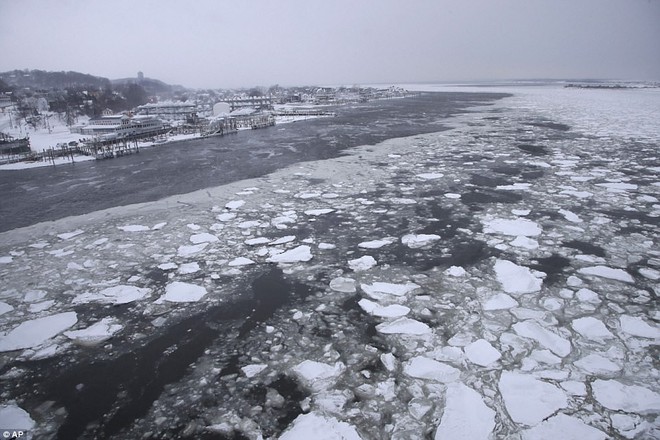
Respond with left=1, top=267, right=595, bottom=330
left=499, top=371, right=568, bottom=426
left=434, top=383, right=495, bottom=439
left=0, top=312, right=78, bottom=351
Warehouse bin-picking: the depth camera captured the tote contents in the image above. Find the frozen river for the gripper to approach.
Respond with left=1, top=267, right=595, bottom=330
left=0, top=85, right=659, bottom=439
left=0, top=92, right=499, bottom=233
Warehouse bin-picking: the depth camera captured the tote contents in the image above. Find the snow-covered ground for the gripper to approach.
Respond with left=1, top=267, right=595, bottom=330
left=0, top=85, right=659, bottom=439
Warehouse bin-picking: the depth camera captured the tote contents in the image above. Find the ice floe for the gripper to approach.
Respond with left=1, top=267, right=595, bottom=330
left=280, top=412, right=361, bottom=440
left=73, top=285, right=151, bottom=305
left=571, top=317, right=614, bottom=341
left=404, top=356, right=460, bottom=382
left=329, top=277, right=356, bottom=293
left=376, top=318, right=431, bottom=335
left=521, top=414, right=606, bottom=440
left=434, top=383, right=495, bottom=440
left=464, top=339, right=501, bottom=367
left=494, top=259, right=544, bottom=294
left=401, top=234, right=441, bottom=248
left=189, top=233, right=219, bottom=244
left=64, top=317, right=123, bottom=346
left=499, top=371, right=568, bottom=426
left=592, top=379, right=660, bottom=414
left=513, top=320, right=571, bottom=357
left=0, top=403, right=36, bottom=430
left=482, top=218, right=542, bottom=236
left=361, top=282, right=420, bottom=298
left=0, top=312, right=78, bottom=351
left=118, top=224, right=150, bottom=232
left=348, top=255, right=377, bottom=271
left=577, top=265, right=634, bottom=283
left=266, top=245, right=312, bottom=263
left=619, top=315, right=660, bottom=338
left=156, top=282, right=207, bottom=303
left=357, top=238, right=395, bottom=249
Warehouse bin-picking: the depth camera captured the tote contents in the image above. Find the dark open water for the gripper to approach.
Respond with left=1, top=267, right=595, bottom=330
left=0, top=92, right=507, bottom=233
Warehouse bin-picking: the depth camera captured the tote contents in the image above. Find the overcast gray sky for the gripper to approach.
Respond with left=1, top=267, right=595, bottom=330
left=1, top=0, right=659, bottom=89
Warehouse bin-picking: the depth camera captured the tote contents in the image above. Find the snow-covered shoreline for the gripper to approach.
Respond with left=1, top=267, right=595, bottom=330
left=1, top=85, right=659, bottom=439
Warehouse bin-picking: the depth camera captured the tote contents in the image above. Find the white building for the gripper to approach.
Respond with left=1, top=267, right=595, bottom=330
left=137, top=101, right=197, bottom=121
left=71, top=115, right=164, bottom=137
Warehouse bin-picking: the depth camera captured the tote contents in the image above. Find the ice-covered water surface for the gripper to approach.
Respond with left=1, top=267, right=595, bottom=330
left=0, top=85, right=659, bottom=439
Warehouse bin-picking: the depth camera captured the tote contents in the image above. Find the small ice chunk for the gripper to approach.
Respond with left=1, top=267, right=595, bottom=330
left=348, top=255, right=377, bottom=271
left=512, top=209, right=531, bottom=216
left=280, top=412, right=361, bottom=440
left=639, top=267, right=660, bottom=280
left=178, top=262, right=200, bottom=274
left=358, top=299, right=410, bottom=318
left=513, top=320, right=572, bottom=357
left=361, top=282, right=420, bottom=298
left=358, top=238, right=395, bottom=249
left=494, top=260, right=544, bottom=294
left=596, top=182, right=638, bottom=191
left=464, top=339, right=501, bottom=367
left=444, top=193, right=461, bottom=199
left=510, top=236, right=539, bottom=250
left=619, top=315, right=660, bottom=338
left=434, top=383, right=495, bottom=440
left=152, top=222, right=167, bottom=230
left=417, top=172, right=444, bottom=180
left=0, top=302, right=14, bottom=316
left=0, top=312, right=78, bottom=352
left=190, top=233, right=219, bottom=244
left=216, top=212, right=236, bottom=221
left=304, top=208, right=334, bottom=216
left=572, top=317, right=614, bottom=341
left=499, top=371, right=568, bottom=426
left=177, top=243, right=208, bottom=257
left=558, top=209, right=583, bottom=223
left=318, top=243, right=336, bottom=250
left=156, top=282, right=206, bottom=303
left=266, top=245, right=312, bottom=263
left=158, top=262, right=178, bottom=270
left=57, top=229, right=84, bottom=240
left=0, top=404, right=36, bottom=430
left=380, top=353, right=397, bottom=371
left=225, top=200, right=245, bottom=210
left=483, top=293, right=518, bottom=311
left=521, top=414, right=606, bottom=440
left=73, top=285, right=151, bottom=305
left=270, top=235, right=296, bottom=245
left=483, top=218, right=542, bottom=236
left=117, top=225, right=150, bottom=232
left=0, top=256, right=12, bottom=264
left=575, top=354, right=621, bottom=374
left=445, top=266, right=467, bottom=277
left=241, top=364, right=268, bottom=378
left=576, top=288, right=601, bottom=304
left=403, top=356, right=460, bottom=383
left=592, top=379, right=660, bottom=414
left=329, top=277, right=356, bottom=293
left=577, top=266, right=634, bottom=283
left=376, top=317, right=431, bottom=335
left=64, top=318, right=122, bottom=346
left=401, top=234, right=441, bottom=248
left=292, top=360, right=345, bottom=387
left=228, top=257, right=256, bottom=266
